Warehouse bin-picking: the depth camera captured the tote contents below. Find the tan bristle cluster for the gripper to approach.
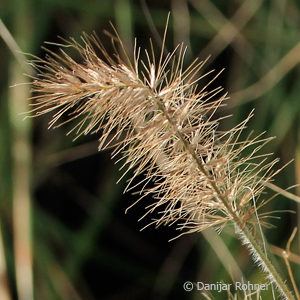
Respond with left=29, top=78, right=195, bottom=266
left=29, top=31, right=278, bottom=236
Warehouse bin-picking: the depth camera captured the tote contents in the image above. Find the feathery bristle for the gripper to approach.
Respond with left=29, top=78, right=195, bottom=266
left=29, top=32, right=278, bottom=235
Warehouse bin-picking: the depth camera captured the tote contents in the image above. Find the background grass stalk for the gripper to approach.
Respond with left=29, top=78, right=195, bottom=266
left=7, top=2, right=34, bottom=299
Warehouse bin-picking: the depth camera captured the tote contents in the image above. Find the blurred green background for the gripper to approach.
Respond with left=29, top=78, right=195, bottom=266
left=0, top=0, right=300, bottom=299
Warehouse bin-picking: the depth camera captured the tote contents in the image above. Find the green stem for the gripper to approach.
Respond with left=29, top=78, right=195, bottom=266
left=236, top=223, right=294, bottom=299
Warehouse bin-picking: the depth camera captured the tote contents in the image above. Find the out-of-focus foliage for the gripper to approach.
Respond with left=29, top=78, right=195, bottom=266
left=0, top=0, right=299, bottom=299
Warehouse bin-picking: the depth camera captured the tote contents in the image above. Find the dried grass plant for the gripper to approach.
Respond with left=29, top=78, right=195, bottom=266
left=27, top=22, right=296, bottom=299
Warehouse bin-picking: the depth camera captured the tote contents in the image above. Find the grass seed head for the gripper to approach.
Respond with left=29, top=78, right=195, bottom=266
left=29, top=31, right=278, bottom=236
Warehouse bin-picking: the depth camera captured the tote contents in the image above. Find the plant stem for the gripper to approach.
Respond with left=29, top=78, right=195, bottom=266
left=7, top=3, right=34, bottom=299
left=236, top=223, right=294, bottom=299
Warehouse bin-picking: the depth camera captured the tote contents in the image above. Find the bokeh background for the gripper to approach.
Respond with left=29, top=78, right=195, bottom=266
left=1, top=0, right=300, bottom=299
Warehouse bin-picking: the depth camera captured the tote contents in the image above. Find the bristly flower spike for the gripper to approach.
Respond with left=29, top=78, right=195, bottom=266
left=28, top=18, right=295, bottom=299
